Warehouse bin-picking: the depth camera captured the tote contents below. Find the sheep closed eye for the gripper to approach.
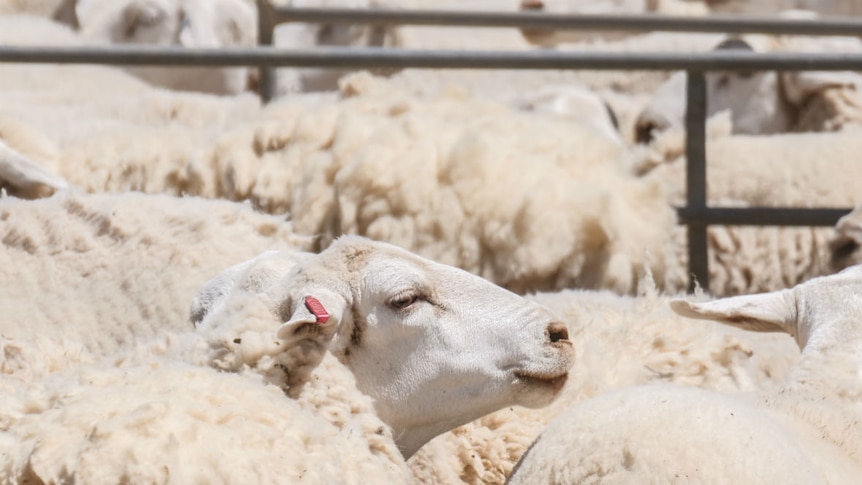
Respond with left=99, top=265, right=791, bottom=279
left=388, top=293, right=419, bottom=310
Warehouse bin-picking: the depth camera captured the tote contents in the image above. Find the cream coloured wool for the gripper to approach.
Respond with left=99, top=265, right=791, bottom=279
left=192, top=235, right=575, bottom=458
left=0, top=0, right=66, bottom=16
left=0, top=336, right=410, bottom=484
left=0, top=190, right=311, bottom=356
left=509, top=264, right=862, bottom=484
left=206, top=74, right=676, bottom=295
left=408, top=279, right=799, bottom=484
left=643, top=128, right=862, bottom=296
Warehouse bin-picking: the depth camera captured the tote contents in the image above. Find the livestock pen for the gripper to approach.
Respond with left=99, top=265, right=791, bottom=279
left=0, top=2, right=857, bottom=292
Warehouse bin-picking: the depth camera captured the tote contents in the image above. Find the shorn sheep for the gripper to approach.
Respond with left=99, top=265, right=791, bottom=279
left=0, top=222, right=575, bottom=482
left=509, top=264, right=862, bottom=484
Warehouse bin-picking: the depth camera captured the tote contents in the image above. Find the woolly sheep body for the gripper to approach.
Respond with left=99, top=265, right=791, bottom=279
left=645, top=129, right=862, bottom=295
left=205, top=75, right=677, bottom=295
left=0, top=334, right=409, bottom=484
left=0, top=190, right=310, bottom=356
left=7, top=70, right=667, bottom=295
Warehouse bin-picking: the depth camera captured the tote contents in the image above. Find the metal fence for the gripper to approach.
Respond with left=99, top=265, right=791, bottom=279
left=1, top=4, right=858, bottom=292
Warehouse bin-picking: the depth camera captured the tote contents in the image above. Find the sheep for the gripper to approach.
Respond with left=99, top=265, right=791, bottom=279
left=12, top=65, right=859, bottom=298
left=0, top=234, right=575, bottom=482
left=6, top=54, right=859, bottom=299
left=266, top=0, right=403, bottom=96
left=517, top=0, right=709, bottom=47
left=209, top=74, right=680, bottom=295
left=829, top=203, right=862, bottom=274
left=512, top=83, right=624, bottom=147
left=0, top=68, right=672, bottom=296
left=634, top=34, right=862, bottom=143
left=638, top=125, right=862, bottom=296
left=191, top=235, right=575, bottom=457
left=407, top=277, right=800, bottom=484
left=508, top=264, right=862, bottom=484
left=0, top=0, right=67, bottom=16
left=62, top=0, right=257, bottom=95
left=0, top=190, right=312, bottom=356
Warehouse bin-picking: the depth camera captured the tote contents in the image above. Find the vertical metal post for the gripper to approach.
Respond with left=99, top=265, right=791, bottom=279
left=257, top=0, right=278, bottom=103
left=685, top=70, right=709, bottom=293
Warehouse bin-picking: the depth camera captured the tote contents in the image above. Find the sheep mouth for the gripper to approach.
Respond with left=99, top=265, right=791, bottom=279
left=515, top=371, right=568, bottom=394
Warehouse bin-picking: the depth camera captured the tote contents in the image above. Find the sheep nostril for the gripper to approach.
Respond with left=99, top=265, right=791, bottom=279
left=521, top=0, right=545, bottom=10
left=547, top=322, right=569, bottom=343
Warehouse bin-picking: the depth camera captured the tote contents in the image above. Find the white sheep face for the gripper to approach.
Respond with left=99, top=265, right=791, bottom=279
left=194, top=236, right=574, bottom=458
left=634, top=36, right=862, bottom=143
left=342, top=249, right=574, bottom=457
left=634, top=62, right=793, bottom=143
left=518, top=0, right=651, bottom=46
left=74, top=0, right=254, bottom=95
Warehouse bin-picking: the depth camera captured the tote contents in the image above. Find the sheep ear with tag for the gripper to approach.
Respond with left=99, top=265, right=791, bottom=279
left=277, top=289, right=347, bottom=345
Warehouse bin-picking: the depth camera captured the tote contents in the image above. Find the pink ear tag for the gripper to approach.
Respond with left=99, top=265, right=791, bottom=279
left=304, top=296, right=330, bottom=324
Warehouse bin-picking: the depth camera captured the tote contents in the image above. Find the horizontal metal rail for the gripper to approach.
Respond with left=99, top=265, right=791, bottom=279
left=677, top=207, right=851, bottom=226
left=7, top=46, right=862, bottom=70
left=264, top=6, right=862, bottom=37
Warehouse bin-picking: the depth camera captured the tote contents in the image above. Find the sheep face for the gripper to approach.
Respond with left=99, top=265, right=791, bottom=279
left=518, top=0, right=652, bottom=46
left=74, top=0, right=254, bottom=95
left=830, top=207, right=862, bottom=273
left=334, top=243, right=574, bottom=457
left=634, top=40, right=793, bottom=144
left=194, top=236, right=574, bottom=458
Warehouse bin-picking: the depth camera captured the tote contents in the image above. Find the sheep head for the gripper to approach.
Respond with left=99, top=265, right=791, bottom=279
left=193, top=235, right=574, bottom=458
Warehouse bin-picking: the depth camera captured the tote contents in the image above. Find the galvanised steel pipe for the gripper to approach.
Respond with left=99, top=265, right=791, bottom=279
left=5, top=47, right=862, bottom=70
left=266, top=7, right=862, bottom=37
left=676, top=207, right=852, bottom=227
left=684, top=71, right=709, bottom=293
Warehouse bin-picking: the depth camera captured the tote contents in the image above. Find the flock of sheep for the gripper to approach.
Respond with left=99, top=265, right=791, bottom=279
left=3, top=0, right=862, bottom=483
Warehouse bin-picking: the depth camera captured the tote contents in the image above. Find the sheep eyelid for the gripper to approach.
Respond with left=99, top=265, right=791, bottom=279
left=387, top=292, right=422, bottom=310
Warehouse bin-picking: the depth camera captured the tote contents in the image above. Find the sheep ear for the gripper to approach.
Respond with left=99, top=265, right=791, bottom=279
left=277, top=290, right=347, bottom=345
left=669, top=290, right=794, bottom=336
left=781, top=71, right=862, bottom=106
left=0, top=140, right=67, bottom=195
